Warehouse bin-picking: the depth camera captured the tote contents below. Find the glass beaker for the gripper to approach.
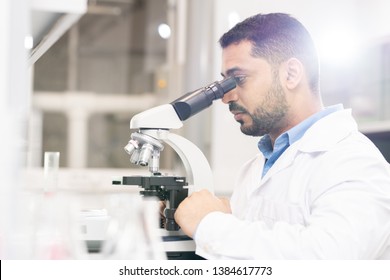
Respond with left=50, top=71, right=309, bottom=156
left=96, top=191, right=166, bottom=260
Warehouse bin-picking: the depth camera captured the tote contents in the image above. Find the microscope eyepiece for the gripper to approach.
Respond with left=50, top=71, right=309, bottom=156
left=171, top=76, right=236, bottom=121
left=217, top=76, right=237, bottom=97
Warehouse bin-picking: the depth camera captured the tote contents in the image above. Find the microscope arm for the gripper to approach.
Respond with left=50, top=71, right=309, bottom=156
left=141, top=129, right=214, bottom=194
left=130, top=104, right=183, bottom=130
left=125, top=77, right=236, bottom=193
left=164, top=132, right=213, bottom=194
left=121, top=77, right=236, bottom=232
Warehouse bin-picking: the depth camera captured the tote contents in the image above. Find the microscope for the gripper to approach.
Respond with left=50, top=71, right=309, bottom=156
left=114, top=76, right=236, bottom=259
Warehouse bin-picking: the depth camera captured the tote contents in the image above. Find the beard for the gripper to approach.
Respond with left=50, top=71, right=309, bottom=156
left=229, top=77, right=289, bottom=137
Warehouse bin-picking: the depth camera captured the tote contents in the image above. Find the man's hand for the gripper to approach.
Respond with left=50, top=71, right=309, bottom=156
left=174, top=189, right=231, bottom=238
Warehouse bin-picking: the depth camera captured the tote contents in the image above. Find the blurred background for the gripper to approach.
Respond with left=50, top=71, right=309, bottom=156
left=2, top=0, right=390, bottom=196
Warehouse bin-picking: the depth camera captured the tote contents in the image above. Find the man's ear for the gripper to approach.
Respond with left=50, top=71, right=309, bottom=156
left=284, top=58, right=304, bottom=90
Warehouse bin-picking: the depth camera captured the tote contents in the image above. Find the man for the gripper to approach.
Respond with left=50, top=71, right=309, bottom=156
left=174, top=13, right=390, bottom=259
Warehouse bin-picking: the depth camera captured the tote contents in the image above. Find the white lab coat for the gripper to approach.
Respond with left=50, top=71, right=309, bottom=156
left=194, top=109, right=390, bottom=259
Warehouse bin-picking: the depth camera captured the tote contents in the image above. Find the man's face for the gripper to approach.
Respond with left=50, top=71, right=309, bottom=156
left=221, top=40, right=289, bottom=137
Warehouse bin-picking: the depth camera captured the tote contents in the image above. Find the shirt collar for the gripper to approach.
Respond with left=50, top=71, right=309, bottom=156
left=258, top=104, right=344, bottom=157
left=288, top=104, right=343, bottom=144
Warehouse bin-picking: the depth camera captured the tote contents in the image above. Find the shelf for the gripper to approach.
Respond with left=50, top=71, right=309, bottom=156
left=29, top=0, right=87, bottom=65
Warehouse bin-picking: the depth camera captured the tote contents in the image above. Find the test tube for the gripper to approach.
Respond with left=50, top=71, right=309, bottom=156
left=43, top=151, right=60, bottom=192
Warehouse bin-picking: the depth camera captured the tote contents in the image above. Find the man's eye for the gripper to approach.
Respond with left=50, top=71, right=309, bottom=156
left=234, top=75, right=247, bottom=86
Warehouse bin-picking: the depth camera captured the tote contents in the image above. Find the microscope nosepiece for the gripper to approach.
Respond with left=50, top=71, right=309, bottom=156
left=130, top=148, right=141, bottom=164
left=125, top=132, right=164, bottom=171
left=138, top=143, right=154, bottom=166
left=124, top=139, right=139, bottom=155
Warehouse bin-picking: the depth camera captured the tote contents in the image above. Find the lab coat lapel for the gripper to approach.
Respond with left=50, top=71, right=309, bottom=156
left=247, top=154, right=267, bottom=197
left=258, top=109, right=357, bottom=186
left=297, top=109, right=357, bottom=153
left=260, top=145, right=298, bottom=185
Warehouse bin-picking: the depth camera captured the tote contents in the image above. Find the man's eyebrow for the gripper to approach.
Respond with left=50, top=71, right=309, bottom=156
left=221, top=67, right=244, bottom=78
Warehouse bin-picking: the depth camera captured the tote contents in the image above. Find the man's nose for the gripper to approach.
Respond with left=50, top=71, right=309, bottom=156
left=222, top=88, right=238, bottom=104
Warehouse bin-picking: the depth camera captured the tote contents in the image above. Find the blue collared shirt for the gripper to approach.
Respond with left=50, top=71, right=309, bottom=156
left=258, top=104, right=343, bottom=177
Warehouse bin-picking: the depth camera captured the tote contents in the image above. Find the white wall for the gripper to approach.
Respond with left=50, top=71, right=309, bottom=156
left=0, top=0, right=30, bottom=259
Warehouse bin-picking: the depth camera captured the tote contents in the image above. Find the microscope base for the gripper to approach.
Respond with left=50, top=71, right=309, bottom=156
left=162, top=234, right=204, bottom=260
left=80, top=214, right=203, bottom=259
left=85, top=239, right=203, bottom=260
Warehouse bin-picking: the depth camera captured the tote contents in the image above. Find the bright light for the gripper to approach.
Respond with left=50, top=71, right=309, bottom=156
left=24, top=35, right=34, bottom=50
left=316, top=23, right=362, bottom=66
left=228, top=12, right=240, bottom=28
left=158, top=23, right=171, bottom=39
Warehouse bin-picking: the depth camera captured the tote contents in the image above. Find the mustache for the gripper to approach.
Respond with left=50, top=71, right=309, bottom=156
left=229, top=102, right=248, bottom=114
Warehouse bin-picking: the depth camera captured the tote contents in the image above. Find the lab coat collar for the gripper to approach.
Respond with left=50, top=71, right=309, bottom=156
left=259, top=108, right=357, bottom=185
left=296, top=108, right=357, bottom=153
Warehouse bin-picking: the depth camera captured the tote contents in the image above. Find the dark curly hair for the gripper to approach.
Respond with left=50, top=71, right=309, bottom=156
left=219, top=13, right=320, bottom=94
